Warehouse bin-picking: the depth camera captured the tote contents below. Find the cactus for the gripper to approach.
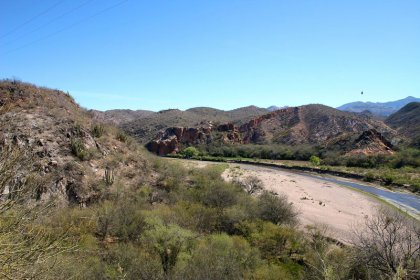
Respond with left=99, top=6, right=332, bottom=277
left=104, top=167, right=114, bottom=186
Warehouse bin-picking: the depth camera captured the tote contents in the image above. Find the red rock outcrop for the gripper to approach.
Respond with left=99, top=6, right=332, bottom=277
left=347, top=129, right=394, bottom=155
left=146, top=105, right=398, bottom=155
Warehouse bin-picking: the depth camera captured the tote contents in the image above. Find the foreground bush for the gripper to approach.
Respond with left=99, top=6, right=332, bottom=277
left=256, top=191, right=299, bottom=226
left=174, top=234, right=260, bottom=280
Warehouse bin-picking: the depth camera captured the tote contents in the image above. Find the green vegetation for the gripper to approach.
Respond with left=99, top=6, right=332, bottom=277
left=1, top=145, right=419, bottom=279
left=310, top=155, right=321, bottom=166
left=116, top=131, right=128, bottom=142
left=104, top=167, right=115, bottom=186
left=70, top=138, right=92, bottom=161
left=91, top=123, right=105, bottom=138
left=201, top=143, right=318, bottom=161
left=181, top=146, right=200, bottom=158
left=0, top=80, right=418, bottom=278
left=172, top=144, right=420, bottom=192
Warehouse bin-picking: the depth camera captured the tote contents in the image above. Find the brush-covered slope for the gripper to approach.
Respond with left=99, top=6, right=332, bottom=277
left=385, top=102, right=420, bottom=147
left=337, top=96, right=420, bottom=117
left=121, top=106, right=269, bottom=143
left=0, top=80, right=151, bottom=206
left=147, top=104, right=397, bottom=155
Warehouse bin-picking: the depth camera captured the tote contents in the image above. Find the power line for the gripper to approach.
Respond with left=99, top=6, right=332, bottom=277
left=1, top=0, right=96, bottom=47
left=0, top=0, right=65, bottom=39
left=3, top=0, right=129, bottom=55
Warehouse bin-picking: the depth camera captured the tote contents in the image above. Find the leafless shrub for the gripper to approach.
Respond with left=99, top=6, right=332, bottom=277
left=352, top=207, right=420, bottom=279
left=235, top=175, right=264, bottom=195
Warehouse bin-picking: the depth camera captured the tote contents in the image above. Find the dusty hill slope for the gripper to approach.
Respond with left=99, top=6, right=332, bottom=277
left=147, top=104, right=397, bottom=155
left=337, top=96, right=420, bottom=117
left=0, top=80, right=151, bottom=206
left=121, top=105, right=269, bottom=143
left=386, top=102, right=420, bottom=147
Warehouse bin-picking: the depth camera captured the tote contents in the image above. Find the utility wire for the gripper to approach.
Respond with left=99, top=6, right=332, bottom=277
left=0, top=0, right=65, bottom=39
left=1, top=0, right=96, bottom=47
left=3, top=0, right=129, bottom=55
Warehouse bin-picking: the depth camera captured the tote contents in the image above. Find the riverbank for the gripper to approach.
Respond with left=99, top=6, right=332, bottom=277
left=166, top=155, right=420, bottom=193
left=169, top=158, right=420, bottom=242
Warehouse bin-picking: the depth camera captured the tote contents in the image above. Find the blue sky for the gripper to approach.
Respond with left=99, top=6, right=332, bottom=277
left=1, top=0, right=419, bottom=111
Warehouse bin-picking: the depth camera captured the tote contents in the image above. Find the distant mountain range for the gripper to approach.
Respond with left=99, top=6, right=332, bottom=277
left=119, top=106, right=270, bottom=143
left=146, top=104, right=397, bottom=156
left=337, top=96, right=420, bottom=117
left=267, top=105, right=289, bottom=111
left=90, top=96, right=419, bottom=149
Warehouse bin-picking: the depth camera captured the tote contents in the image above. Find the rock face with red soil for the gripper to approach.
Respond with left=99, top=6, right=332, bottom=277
left=146, top=127, right=214, bottom=156
left=349, top=129, right=394, bottom=155
left=146, top=105, right=399, bottom=155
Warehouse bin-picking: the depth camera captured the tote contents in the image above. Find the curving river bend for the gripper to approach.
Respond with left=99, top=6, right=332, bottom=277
left=233, top=162, right=420, bottom=219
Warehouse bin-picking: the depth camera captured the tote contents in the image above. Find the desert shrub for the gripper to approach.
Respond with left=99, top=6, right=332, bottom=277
left=310, top=155, right=321, bottom=166
left=72, top=123, right=83, bottom=137
left=104, top=244, right=164, bottom=280
left=155, top=161, right=188, bottom=193
left=351, top=207, right=420, bottom=279
left=174, top=234, right=260, bottom=280
left=381, top=171, right=395, bottom=185
left=236, top=220, right=304, bottom=264
left=91, top=123, right=105, bottom=138
left=256, top=191, right=298, bottom=226
left=141, top=219, right=195, bottom=276
left=116, top=131, right=128, bottom=142
left=70, top=138, right=91, bottom=161
left=362, top=172, right=376, bottom=182
left=198, top=182, right=239, bottom=210
left=235, top=175, right=264, bottom=195
left=320, top=151, right=343, bottom=166
left=96, top=201, right=146, bottom=243
left=251, top=263, right=296, bottom=280
left=171, top=201, right=218, bottom=233
left=0, top=148, right=75, bottom=279
left=303, top=225, right=352, bottom=280
left=219, top=202, right=254, bottom=234
left=181, top=146, right=200, bottom=158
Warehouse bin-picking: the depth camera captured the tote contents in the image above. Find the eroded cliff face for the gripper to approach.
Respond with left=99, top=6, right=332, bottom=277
left=146, top=105, right=398, bottom=156
left=146, top=126, right=228, bottom=156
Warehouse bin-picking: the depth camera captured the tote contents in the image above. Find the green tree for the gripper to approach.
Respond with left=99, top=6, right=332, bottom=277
left=310, top=155, right=321, bottom=166
left=182, top=146, right=199, bottom=158
left=256, top=191, right=298, bottom=226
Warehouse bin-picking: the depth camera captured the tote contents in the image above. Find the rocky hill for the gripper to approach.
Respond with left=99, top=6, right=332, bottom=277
left=337, top=96, right=420, bottom=117
left=385, top=102, right=420, bottom=147
left=121, top=105, right=269, bottom=143
left=0, top=80, right=151, bottom=206
left=91, top=109, right=154, bottom=125
left=147, top=104, right=398, bottom=155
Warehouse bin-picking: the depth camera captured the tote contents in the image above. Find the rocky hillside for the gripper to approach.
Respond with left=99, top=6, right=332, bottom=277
left=385, top=102, right=420, bottom=147
left=121, top=105, right=269, bottom=143
left=337, top=96, right=420, bottom=117
left=0, top=80, right=151, bottom=206
left=91, top=109, right=154, bottom=125
left=147, top=104, right=398, bottom=155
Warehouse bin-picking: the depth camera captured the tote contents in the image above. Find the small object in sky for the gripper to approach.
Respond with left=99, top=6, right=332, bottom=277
left=361, top=91, right=364, bottom=95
